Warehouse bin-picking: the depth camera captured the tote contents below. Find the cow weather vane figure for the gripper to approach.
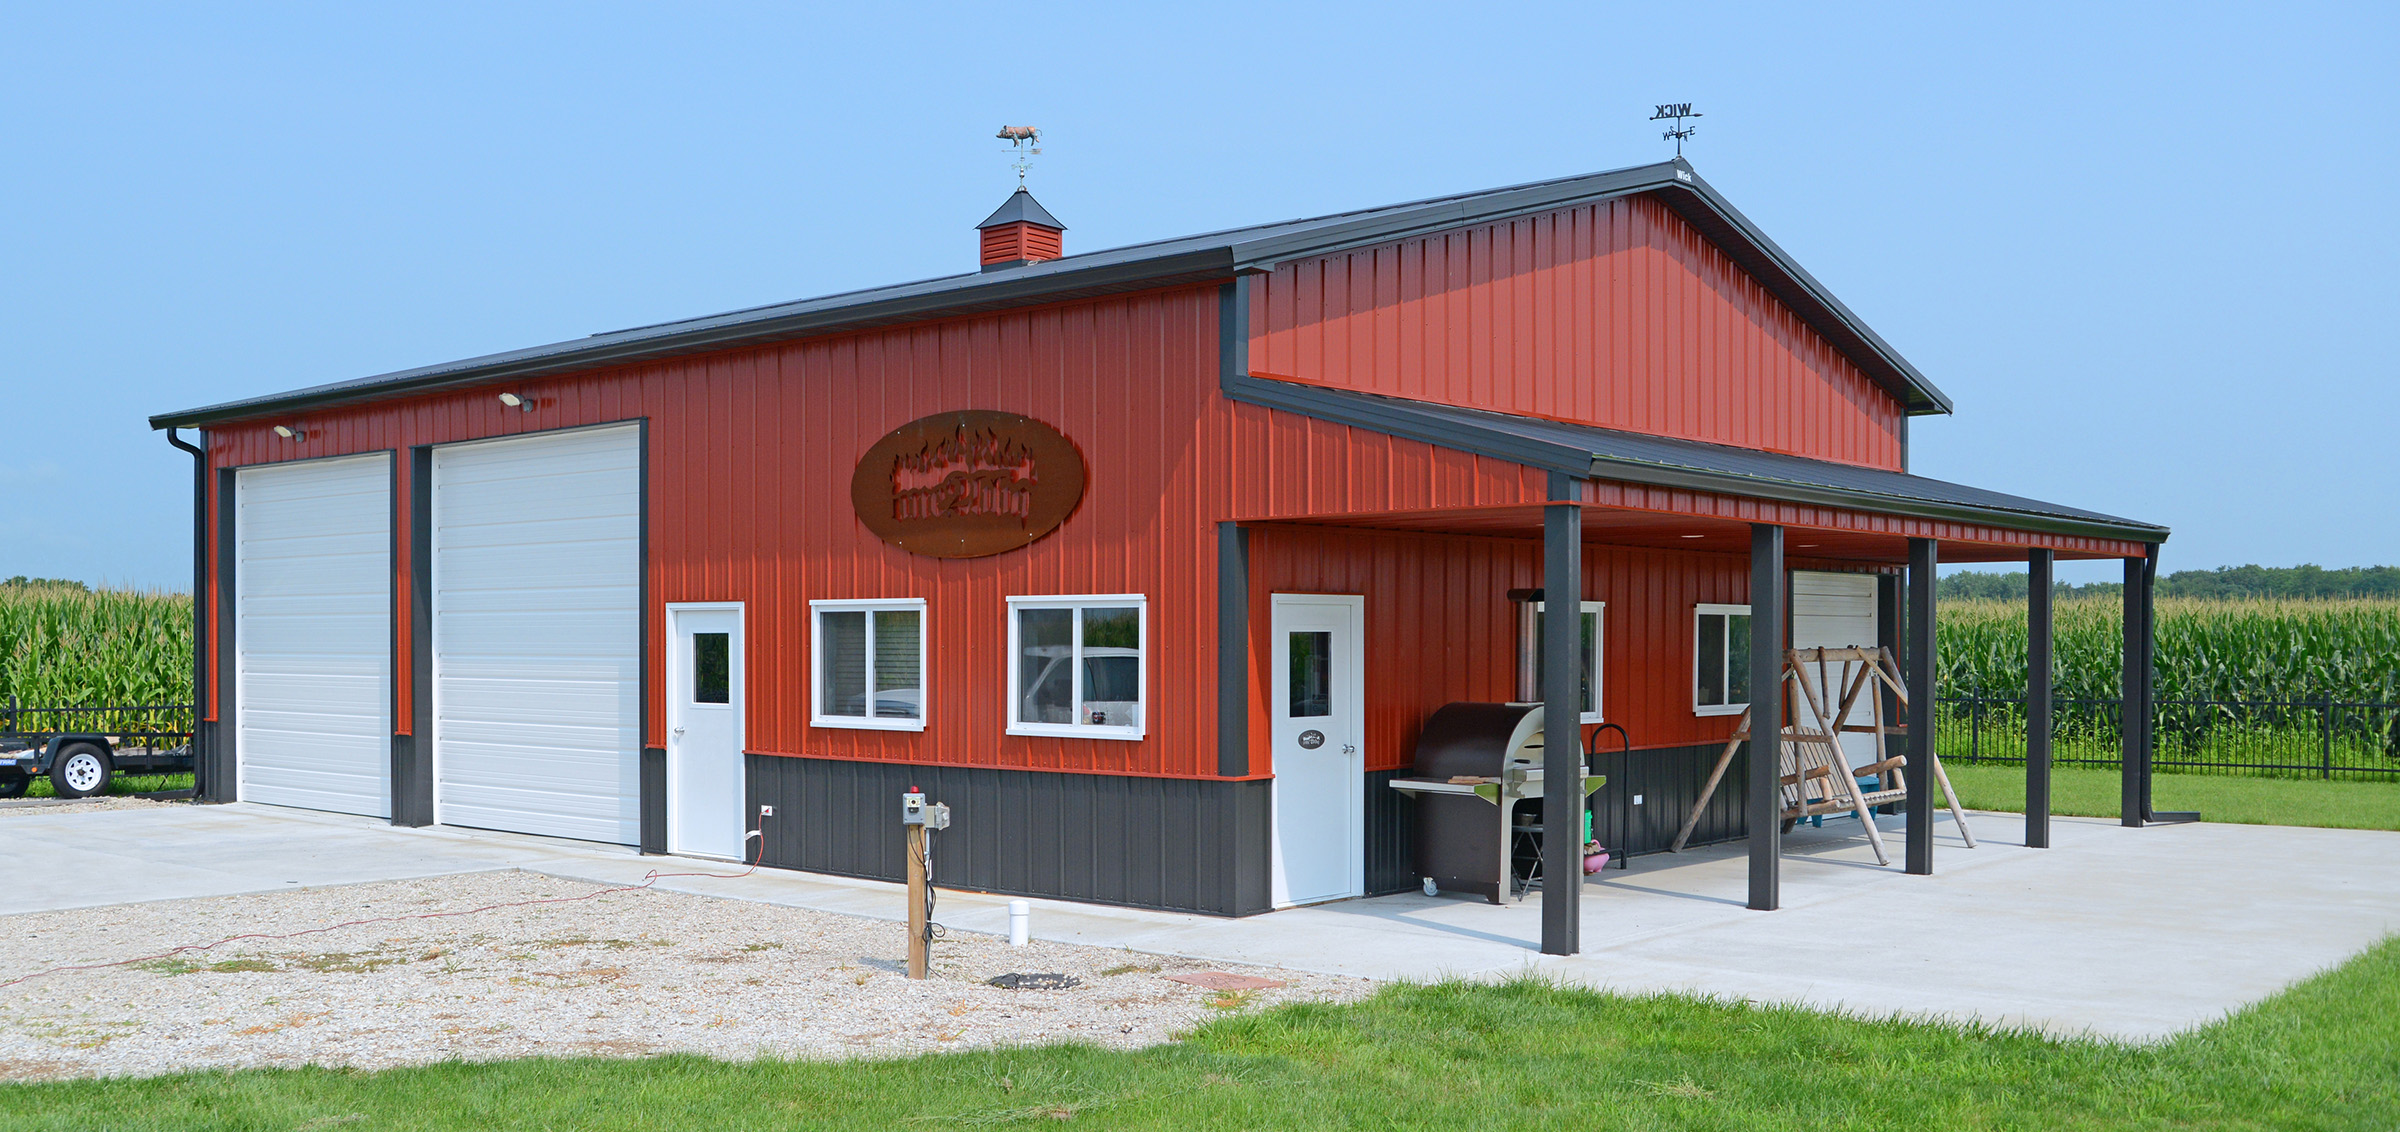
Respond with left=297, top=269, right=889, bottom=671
left=1652, top=103, right=1702, bottom=157
left=996, top=125, right=1042, bottom=187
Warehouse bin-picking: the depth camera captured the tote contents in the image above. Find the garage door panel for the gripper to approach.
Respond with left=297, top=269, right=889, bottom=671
left=433, top=424, right=640, bottom=846
left=236, top=453, right=392, bottom=820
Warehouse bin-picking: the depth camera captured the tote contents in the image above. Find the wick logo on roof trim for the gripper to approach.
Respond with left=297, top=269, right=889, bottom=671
left=852, top=410, right=1086, bottom=559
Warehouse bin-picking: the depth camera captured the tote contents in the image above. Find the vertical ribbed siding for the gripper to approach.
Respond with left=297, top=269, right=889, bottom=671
left=1247, top=526, right=1751, bottom=775
left=1248, top=195, right=1908, bottom=471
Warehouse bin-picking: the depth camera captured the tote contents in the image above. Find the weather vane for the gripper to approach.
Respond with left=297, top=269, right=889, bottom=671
left=1651, top=103, right=1702, bottom=157
left=996, top=125, right=1042, bottom=186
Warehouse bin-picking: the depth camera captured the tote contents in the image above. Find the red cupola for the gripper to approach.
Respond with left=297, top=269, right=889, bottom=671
left=976, top=188, right=1066, bottom=271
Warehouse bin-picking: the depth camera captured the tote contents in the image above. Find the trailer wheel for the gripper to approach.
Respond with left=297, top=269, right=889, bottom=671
left=0, top=771, right=26, bottom=799
left=50, top=743, right=112, bottom=799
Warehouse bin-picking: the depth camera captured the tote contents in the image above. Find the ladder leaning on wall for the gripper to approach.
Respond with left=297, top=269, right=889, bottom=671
left=1669, top=647, right=1975, bottom=865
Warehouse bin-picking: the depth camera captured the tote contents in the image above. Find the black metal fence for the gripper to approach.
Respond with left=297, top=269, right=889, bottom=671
left=2, top=697, right=195, bottom=753
left=1937, top=694, right=2400, bottom=781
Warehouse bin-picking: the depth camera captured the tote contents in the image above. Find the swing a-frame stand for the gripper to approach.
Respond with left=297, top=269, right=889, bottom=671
left=1670, top=647, right=1974, bottom=865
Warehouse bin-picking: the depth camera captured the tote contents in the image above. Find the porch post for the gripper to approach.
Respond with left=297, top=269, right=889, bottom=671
left=2026, top=548, right=2054, bottom=848
left=2121, top=554, right=2146, bottom=825
left=1540, top=474, right=1584, bottom=955
left=1905, top=538, right=1937, bottom=875
left=1746, top=523, right=1784, bottom=911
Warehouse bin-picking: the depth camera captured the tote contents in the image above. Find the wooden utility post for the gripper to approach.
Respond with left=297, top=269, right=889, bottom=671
left=905, top=821, right=929, bottom=980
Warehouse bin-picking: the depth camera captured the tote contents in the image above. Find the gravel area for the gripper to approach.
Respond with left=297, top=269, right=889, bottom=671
left=0, top=796, right=181, bottom=817
left=0, top=870, right=1372, bottom=1081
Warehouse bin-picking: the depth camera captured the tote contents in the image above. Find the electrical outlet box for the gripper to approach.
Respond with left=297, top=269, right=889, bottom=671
left=759, top=804, right=775, bottom=817
left=1632, top=794, right=1644, bottom=805
left=926, top=802, right=951, bottom=831
left=902, top=791, right=927, bottom=825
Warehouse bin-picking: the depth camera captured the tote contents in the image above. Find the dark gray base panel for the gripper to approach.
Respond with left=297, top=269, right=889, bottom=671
left=748, top=755, right=1272, bottom=917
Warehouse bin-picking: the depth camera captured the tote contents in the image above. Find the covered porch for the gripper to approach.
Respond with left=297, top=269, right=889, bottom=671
left=1222, top=377, right=2176, bottom=956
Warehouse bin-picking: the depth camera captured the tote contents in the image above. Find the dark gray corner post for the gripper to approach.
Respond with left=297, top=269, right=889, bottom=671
left=394, top=447, right=437, bottom=827
left=2121, top=546, right=2163, bottom=826
left=1905, top=538, right=1938, bottom=875
left=1746, top=523, right=1785, bottom=912
left=1540, top=473, right=1584, bottom=955
left=213, top=466, right=239, bottom=804
left=2025, top=548, right=2055, bottom=848
left=1217, top=522, right=1251, bottom=778
left=165, top=429, right=213, bottom=800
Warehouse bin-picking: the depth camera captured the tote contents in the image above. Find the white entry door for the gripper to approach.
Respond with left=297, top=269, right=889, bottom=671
left=1269, top=594, right=1365, bottom=907
left=667, top=604, right=746, bottom=860
left=1791, top=571, right=1882, bottom=770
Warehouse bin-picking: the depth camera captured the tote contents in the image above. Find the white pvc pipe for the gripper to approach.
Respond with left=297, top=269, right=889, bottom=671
left=1008, top=899, right=1031, bottom=947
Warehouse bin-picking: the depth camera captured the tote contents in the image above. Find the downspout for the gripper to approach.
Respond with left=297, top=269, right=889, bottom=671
left=164, top=428, right=211, bottom=801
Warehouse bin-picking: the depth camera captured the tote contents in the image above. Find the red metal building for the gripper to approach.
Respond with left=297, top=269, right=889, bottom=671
left=152, top=160, right=2167, bottom=940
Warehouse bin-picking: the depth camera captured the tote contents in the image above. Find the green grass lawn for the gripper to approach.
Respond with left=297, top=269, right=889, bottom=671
left=4, top=938, right=2393, bottom=1130
left=1943, top=763, right=2400, bottom=831
left=19, top=770, right=191, bottom=800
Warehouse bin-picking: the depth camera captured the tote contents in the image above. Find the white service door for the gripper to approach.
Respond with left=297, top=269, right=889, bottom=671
left=1791, top=571, right=1882, bottom=770
left=667, top=605, right=746, bottom=860
left=1269, top=594, right=1365, bottom=907
left=235, top=454, right=392, bottom=817
left=432, top=425, right=641, bottom=844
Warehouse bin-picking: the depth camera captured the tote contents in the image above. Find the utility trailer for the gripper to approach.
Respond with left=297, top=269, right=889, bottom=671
left=0, top=700, right=194, bottom=799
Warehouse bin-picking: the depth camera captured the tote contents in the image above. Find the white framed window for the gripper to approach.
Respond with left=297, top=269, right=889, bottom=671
left=811, top=598, right=927, bottom=731
left=1006, top=594, right=1145, bottom=740
left=1694, top=603, right=1753, bottom=716
left=1532, top=600, right=1605, bottom=724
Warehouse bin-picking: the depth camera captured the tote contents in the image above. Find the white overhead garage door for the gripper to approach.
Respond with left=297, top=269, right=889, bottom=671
left=236, top=453, right=392, bottom=817
left=1792, top=571, right=1882, bottom=769
left=432, top=424, right=641, bottom=844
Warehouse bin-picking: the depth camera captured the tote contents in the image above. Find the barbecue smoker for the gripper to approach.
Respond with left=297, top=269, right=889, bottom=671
left=1388, top=703, right=1599, bottom=903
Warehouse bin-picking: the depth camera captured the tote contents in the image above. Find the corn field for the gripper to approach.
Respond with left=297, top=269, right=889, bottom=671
left=1935, top=597, right=2400, bottom=779
left=0, top=584, right=192, bottom=734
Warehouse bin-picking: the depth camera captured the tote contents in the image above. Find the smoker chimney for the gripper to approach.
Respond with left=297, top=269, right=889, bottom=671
left=976, top=188, right=1065, bottom=271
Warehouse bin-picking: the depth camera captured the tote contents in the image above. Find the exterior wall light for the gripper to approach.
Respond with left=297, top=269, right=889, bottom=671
left=273, top=425, right=305, bottom=441
left=498, top=392, right=533, bottom=411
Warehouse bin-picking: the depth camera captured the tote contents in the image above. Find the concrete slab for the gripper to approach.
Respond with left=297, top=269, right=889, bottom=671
left=3, top=801, right=2393, bottom=1041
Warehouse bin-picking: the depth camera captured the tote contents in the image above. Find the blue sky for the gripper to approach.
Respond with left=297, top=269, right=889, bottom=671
left=4, top=2, right=2392, bottom=591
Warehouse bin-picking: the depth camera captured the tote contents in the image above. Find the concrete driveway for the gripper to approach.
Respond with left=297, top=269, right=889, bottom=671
left=5, top=800, right=2394, bottom=1041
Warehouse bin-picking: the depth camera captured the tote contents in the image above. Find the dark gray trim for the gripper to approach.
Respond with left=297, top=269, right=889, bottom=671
left=212, top=467, right=238, bottom=803
left=1905, top=538, right=1938, bottom=875
left=641, top=748, right=668, bottom=855
left=1875, top=572, right=1902, bottom=816
left=1221, top=374, right=2168, bottom=545
left=976, top=187, right=1066, bottom=231
left=165, top=429, right=211, bottom=800
left=155, top=159, right=1954, bottom=431
left=637, top=419, right=659, bottom=852
left=1540, top=492, right=1584, bottom=954
left=1746, top=524, right=1784, bottom=911
left=397, top=447, right=436, bottom=826
left=2026, top=548, right=2054, bottom=848
left=748, top=755, right=1272, bottom=916
left=1216, top=521, right=1250, bottom=778
left=385, top=453, right=424, bottom=826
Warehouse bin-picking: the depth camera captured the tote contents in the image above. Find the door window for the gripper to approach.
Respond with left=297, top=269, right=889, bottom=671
left=692, top=632, right=730, bottom=704
left=1288, top=631, right=1333, bottom=718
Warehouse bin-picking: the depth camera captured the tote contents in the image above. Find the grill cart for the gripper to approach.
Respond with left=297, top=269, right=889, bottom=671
left=1388, top=702, right=1604, bottom=903
left=0, top=700, right=194, bottom=799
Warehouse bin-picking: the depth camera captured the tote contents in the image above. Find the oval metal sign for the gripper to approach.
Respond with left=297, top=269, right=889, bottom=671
left=851, top=410, right=1087, bottom=559
left=1298, top=730, right=1325, bottom=750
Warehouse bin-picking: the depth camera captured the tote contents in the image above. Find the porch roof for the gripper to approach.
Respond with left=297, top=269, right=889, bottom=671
left=1225, top=375, right=2169, bottom=547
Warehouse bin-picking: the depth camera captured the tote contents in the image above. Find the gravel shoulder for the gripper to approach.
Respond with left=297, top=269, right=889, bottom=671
left=0, top=870, right=1373, bottom=1082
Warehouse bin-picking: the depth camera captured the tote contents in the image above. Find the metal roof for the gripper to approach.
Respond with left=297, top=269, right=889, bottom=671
left=976, top=187, right=1066, bottom=231
left=152, top=158, right=1953, bottom=429
left=1224, top=374, right=2166, bottom=545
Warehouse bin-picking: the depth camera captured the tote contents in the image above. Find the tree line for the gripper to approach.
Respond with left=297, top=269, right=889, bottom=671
left=1937, top=564, right=2400, bottom=603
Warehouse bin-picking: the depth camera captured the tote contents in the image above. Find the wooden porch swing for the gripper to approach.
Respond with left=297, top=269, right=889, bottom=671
left=1670, top=647, right=1974, bottom=865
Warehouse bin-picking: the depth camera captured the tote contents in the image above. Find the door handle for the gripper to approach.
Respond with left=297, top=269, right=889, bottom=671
left=672, top=726, right=686, bottom=737
left=1342, top=743, right=1357, bottom=755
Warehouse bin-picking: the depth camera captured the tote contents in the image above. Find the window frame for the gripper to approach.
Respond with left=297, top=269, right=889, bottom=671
left=1004, top=593, right=1147, bottom=741
left=1693, top=603, right=1753, bottom=717
left=809, top=597, right=929, bottom=732
left=1532, top=599, right=1606, bottom=724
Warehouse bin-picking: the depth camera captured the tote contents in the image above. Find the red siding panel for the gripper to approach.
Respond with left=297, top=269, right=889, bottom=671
left=1249, top=194, right=1910, bottom=470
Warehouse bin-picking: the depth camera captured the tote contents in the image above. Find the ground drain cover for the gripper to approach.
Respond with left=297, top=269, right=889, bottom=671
left=987, top=972, right=1081, bottom=990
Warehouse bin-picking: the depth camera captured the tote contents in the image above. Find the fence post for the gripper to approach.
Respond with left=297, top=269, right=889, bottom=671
left=1972, top=696, right=1983, bottom=763
left=2322, top=696, right=2334, bottom=780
